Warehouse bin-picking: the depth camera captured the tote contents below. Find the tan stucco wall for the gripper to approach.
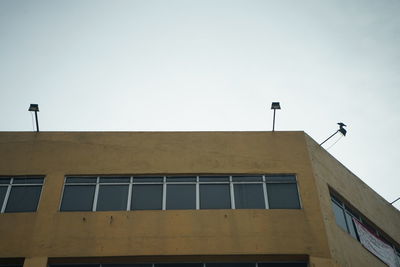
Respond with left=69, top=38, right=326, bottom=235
left=305, top=134, right=400, bottom=267
left=0, top=131, right=329, bottom=263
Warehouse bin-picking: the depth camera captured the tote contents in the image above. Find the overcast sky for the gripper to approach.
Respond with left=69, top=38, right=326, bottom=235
left=0, top=0, right=399, bottom=209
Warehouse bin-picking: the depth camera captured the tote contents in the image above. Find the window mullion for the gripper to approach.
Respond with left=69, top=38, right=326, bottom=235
left=196, top=176, right=200, bottom=210
left=263, top=175, right=269, bottom=209
left=92, top=177, right=100, bottom=211
left=127, top=176, right=133, bottom=211
left=230, top=176, right=235, bottom=209
left=1, top=178, right=13, bottom=213
left=162, top=176, right=166, bottom=210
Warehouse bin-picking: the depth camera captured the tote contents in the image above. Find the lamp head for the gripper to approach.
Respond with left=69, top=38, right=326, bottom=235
left=28, top=104, right=39, bottom=112
left=271, top=102, right=281, bottom=110
left=337, top=122, right=347, bottom=136
left=339, top=127, right=347, bottom=136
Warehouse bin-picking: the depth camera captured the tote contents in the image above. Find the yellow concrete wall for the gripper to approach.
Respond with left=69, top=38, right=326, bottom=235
left=305, top=134, right=400, bottom=267
left=0, top=132, right=330, bottom=262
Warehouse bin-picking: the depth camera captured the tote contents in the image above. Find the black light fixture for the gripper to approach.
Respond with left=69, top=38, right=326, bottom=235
left=271, top=102, right=281, bottom=132
left=28, top=104, right=40, bottom=132
left=320, top=122, right=347, bottom=146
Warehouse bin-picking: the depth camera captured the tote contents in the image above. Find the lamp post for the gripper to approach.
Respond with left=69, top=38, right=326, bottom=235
left=320, top=123, right=347, bottom=146
left=271, top=102, right=281, bottom=131
left=28, top=104, right=40, bottom=132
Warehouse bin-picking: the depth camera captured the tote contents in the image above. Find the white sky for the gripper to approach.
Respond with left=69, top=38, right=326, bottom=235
left=0, top=0, right=399, bottom=209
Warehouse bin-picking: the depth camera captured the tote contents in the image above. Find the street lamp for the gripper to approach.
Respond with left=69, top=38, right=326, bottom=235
left=271, top=102, right=281, bottom=131
left=320, top=122, right=347, bottom=146
left=28, top=104, right=40, bottom=132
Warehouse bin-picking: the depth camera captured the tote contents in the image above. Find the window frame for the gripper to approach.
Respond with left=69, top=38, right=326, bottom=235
left=60, top=174, right=302, bottom=212
left=0, top=176, right=45, bottom=213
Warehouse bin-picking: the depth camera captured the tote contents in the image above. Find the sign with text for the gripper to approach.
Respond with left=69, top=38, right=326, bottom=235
left=353, top=219, right=399, bottom=267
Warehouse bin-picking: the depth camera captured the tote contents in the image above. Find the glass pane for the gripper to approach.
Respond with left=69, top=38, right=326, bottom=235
left=345, top=212, right=358, bottom=239
left=133, top=177, right=164, bottom=183
left=65, top=177, right=97, bottom=184
left=207, top=264, right=255, bottom=267
left=265, top=175, right=296, bottom=183
left=155, top=264, right=203, bottom=267
left=103, top=264, right=153, bottom=267
left=5, top=186, right=42, bottom=212
left=60, top=185, right=95, bottom=211
left=200, top=184, right=231, bottom=209
left=0, top=186, right=8, bottom=207
left=166, top=176, right=197, bottom=182
left=199, top=176, right=230, bottom=182
left=96, top=185, right=129, bottom=211
left=166, top=184, right=196, bottom=210
left=332, top=200, right=348, bottom=231
left=50, top=265, right=100, bottom=267
left=258, top=263, right=307, bottom=267
left=0, top=178, right=11, bottom=184
left=12, top=177, right=44, bottom=184
left=232, top=175, right=263, bottom=182
left=234, top=184, right=265, bottom=209
left=267, top=184, right=300, bottom=209
left=131, top=184, right=163, bottom=210
left=100, top=177, right=130, bottom=183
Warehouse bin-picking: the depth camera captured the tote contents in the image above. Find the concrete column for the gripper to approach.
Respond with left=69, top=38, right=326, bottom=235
left=23, top=257, right=48, bottom=267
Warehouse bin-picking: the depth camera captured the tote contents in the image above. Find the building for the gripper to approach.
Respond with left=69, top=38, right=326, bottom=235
left=0, top=131, right=399, bottom=267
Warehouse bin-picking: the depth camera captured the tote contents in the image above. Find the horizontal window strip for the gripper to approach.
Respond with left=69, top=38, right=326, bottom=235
left=60, top=175, right=301, bottom=212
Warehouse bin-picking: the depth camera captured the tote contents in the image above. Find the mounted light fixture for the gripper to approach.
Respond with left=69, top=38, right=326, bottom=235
left=320, top=122, right=347, bottom=146
left=271, top=102, right=281, bottom=131
left=28, top=104, right=40, bottom=132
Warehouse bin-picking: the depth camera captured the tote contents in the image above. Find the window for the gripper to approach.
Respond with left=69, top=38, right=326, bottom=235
left=266, top=175, right=301, bottom=209
left=50, top=262, right=308, bottom=267
left=60, top=175, right=301, bottom=211
left=330, top=193, right=400, bottom=266
left=0, top=176, right=44, bottom=213
left=60, top=177, right=97, bottom=211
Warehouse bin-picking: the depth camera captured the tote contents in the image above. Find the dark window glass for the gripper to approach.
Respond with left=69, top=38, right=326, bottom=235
left=12, top=177, right=44, bottom=184
left=0, top=186, right=8, bottom=207
left=60, top=185, right=95, bottom=211
left=258, top=263, right=307, bottom=267
left=5, top=186, right=42, bottom=212
left=199, top=176, right=230, bottom=182
left=332, top=200, right=347, bottom=231
left=200, top=184, right=230, bottom=209
left=155, top=264, right=203, bottom=267
left=96, top=185, right=129, bottom=211
left=232, top=175, right=263, bottom=182
left=345, top=212, right=358, bottom=239
left=265, top=175, right=296, bottom=182
left=65, top=177, right=97, bottom=184
left=234, top=184, right=265, bottom=209
left=50, top=265, right=100, bottom=267
left=166, top=184, right=196, bottom=209
left=207, top=264, right=255, bottom=267
left=133, top=177, right=163, bottom=183
left=104, top=264, right=153, bottom=267
left=166, top=176, right=197, bottom=182
left=131, top=184, right=163, bottom=210
left=100, top=177, right=130, bottom=183
left=0, top=178, right=11, bottom=184
left=267, top=183, right=300, bottom=209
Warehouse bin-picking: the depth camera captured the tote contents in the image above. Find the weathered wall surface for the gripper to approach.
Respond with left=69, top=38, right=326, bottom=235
left=305, top=134, right=400, bottom=267
left=0, top=132, right=330, bottom=263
